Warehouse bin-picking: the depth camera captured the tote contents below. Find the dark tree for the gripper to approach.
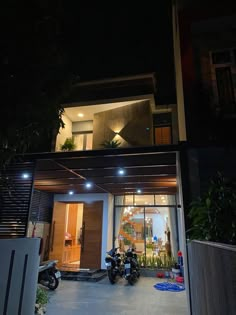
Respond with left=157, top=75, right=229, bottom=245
left=0, top=0, right=75, bottom=168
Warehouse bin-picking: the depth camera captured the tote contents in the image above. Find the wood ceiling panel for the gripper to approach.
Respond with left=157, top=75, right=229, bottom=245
left=33, top=149, right=177, bottom=195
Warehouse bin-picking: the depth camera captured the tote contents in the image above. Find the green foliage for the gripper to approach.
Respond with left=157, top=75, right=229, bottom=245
left=138, top=253, right=176, bottom=269
left=60, top=137, right=76, bottom=151
left=188, top=172, right=236, bottom=244
left=101, top=140, right=121, bottom=148
left=123, top=238, right=131, bottom=246
left=1, top=2, right=76, bottom=171
left=36, top=287, right=48, bottom=306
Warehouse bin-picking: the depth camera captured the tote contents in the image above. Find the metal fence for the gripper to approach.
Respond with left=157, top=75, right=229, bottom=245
left=187, top=240, right=236, bottom=315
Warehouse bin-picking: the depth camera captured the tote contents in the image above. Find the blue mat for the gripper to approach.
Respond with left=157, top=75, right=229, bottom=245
left=154, top=282, right=185, bottom=292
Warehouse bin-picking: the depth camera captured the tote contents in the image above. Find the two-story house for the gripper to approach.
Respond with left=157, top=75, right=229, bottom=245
left=0, top=3, right=190, bottom=288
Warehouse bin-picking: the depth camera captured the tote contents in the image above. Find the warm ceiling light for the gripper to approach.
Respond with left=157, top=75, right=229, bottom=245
left=77, top=113, right=84, bottom=117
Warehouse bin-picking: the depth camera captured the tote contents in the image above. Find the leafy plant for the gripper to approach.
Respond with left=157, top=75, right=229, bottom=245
left=35, top=286, right=48, bottom=314
left=101, top=140, right=121, bottom=148
left=188, top=172, right=236, bottom=244
left=36, top=287, right=48, bottom=305
left=60, top=137, right=76, bottom=151
left=138, top=253, right=176, bottom=269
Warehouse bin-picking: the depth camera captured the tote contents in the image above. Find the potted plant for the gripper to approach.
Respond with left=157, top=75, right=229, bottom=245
left=101, top=139, right=121, bottom=148
left=187, top=172, right=236, bottom=244
left=35, top=286, right=48, bottom=315
left=60, top=137, right=76, bottom=151
left=187, top=172, right=236, bottom=314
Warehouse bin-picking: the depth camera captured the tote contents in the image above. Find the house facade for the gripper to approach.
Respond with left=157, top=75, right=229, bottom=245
left=24, top=73, right=187, bottom=272
left=2, top=3, right=236, bottom=314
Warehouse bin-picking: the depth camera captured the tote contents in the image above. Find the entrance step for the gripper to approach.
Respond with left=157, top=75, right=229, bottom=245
left=60, top=268, right=107, bottom=282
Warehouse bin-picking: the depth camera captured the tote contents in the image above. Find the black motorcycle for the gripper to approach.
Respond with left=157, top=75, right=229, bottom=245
left=38, top=260, right=61, bottom=290
left=105, top=247, right=123, bottom=284
left=123, top=247, right=140, bottom=285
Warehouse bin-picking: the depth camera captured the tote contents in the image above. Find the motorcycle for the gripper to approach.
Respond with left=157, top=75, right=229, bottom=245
left=38, top=260, right=61, bottom=290
left=123, top=247, right=140, bottom=285
left=105, top=247, right=123, bottom=284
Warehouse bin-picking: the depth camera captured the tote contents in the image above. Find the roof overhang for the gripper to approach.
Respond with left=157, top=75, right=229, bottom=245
left=29, top=146, right=178, bottom=196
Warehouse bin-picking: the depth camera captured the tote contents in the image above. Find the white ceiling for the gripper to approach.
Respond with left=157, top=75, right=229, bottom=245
left=64, top=100, right=145, bottom=122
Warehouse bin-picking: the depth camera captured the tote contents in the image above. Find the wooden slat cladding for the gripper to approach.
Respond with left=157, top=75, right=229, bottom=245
left=30, top=190, right=53, bottom=223
left=0, top=161, right=35, bottom=238
left=33, top=149, right=177, bottom=195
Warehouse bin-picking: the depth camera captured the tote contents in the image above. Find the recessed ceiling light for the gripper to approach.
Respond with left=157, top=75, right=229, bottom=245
left=118, top=168, right=125, bottom=175
left=22, top=173, right=30, bottom=179
left=77, top=113, right=84, bottom=117
left=137, top=189, right=142, bottom=194
left=68, top=191, right=74, bottom=195
left=85, top=182, right=92, bottom=188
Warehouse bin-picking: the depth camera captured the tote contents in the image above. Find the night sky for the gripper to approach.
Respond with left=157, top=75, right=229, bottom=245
left=64, top=1, right=176, bottom=103
left=1, top=1, right=175, bottom=104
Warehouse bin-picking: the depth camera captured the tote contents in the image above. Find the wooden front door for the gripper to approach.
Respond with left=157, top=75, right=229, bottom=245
left=49, top=202, right=66, bottom=263
left=80, top=201, right=103, bottom=269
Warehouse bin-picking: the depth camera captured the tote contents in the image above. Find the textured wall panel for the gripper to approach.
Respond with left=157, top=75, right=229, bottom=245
left=0, top=161, right=35, bottom=238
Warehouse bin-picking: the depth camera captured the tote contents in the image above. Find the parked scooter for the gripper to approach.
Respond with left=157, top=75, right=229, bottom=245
left=105, top=247, right=123, bottom=284
left=38, top=260, right=61, bottom=290
left=123, top=247, right=140, bottom=285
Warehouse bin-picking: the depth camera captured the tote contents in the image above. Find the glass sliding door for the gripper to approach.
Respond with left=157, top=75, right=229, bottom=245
left=115, top=206, right=145, bottom=258
left=145, top=207, right=168, bottom=260
left=114, top=194, right=178, bottom=267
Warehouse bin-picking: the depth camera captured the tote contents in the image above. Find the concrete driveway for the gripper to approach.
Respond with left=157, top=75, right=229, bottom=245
left=46, top=277, right=188, bottom=315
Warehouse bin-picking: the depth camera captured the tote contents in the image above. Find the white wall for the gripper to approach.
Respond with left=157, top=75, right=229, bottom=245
left=54, top=193, right=114, bottom=269
left=55, top=114, right=73, bottom=151
left=0, top=238, right=40, bottom=315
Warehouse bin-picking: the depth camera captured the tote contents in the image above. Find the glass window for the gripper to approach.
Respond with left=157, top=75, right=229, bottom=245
left=114, top=196, right=125, bottom=206
left=124, top=195, right=134, bottom=205
left=212, top=50, right=231, bottom=64
left=114, top=205, right=179, bottom=266
left=86, top=133, right=93, bottom=150
left=134, top=195, right=154, bottom=205
left=155, top=195, right=175, bottom=205
left=73, top=133, right=93, bottom=151
left=73, top=134, right=84, bottom=150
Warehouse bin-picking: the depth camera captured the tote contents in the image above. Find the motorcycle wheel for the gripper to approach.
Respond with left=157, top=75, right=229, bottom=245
left=48, top=274, right=59, bottom=290
left=128, top=275, right=135, bottom=285
left=107, top=270, right=116, bottom=284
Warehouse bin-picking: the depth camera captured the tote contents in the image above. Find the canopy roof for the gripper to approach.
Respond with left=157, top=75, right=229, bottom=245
left=31, top=146, right=178, bottom=196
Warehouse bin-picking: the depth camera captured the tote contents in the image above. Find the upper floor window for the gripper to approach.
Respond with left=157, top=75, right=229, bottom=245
left=153, top=113, right=172, bottom=145
left=212, top=51, right=231, bottom=64
left=210, top=49, right=236, bottom=115
left=215, top=67, right=235, bottom=108
left=73, top=132, right=93, bottom=151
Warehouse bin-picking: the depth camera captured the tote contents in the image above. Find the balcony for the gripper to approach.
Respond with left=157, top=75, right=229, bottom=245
left=55, top=99, right=177, bottom=152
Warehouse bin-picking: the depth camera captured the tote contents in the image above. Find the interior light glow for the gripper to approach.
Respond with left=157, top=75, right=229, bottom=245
left=77, top=113, right=84, bottom=117
left=69, top=191, right=74, bottom=195
left=137, top=189, right=142, bottom=194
